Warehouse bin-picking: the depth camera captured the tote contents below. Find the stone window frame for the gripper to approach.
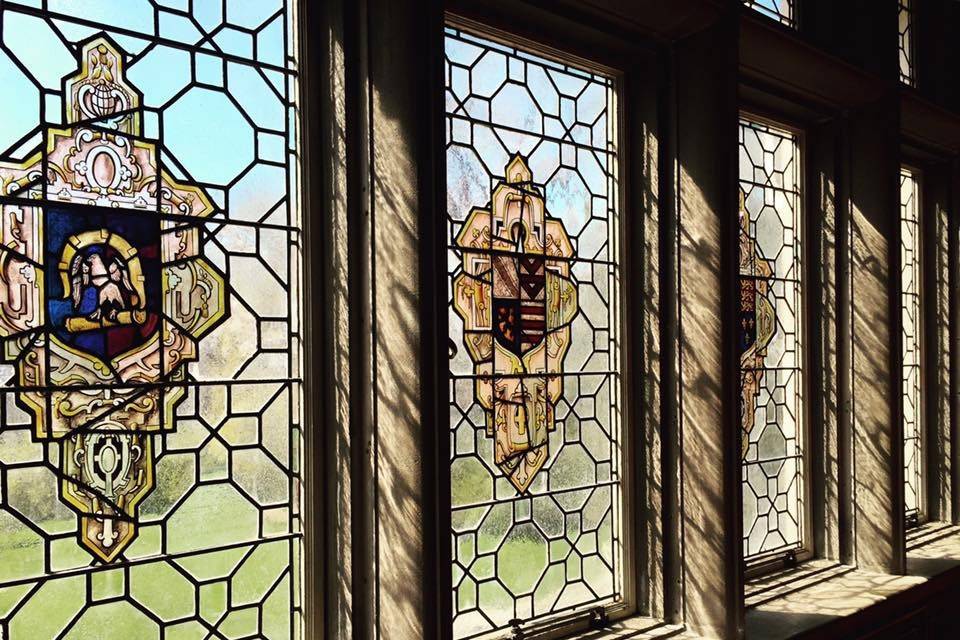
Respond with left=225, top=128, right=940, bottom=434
left=898, top=153, right=954, bottom=530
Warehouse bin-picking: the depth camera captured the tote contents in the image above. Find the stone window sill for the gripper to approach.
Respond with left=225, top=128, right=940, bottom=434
left=554, top=525, right=960, bottom=640
left=744, top=523, right=960, bottom=640
left=559, top=617, right=696, bottom=640
left=906, top=522, right=960, bottom=576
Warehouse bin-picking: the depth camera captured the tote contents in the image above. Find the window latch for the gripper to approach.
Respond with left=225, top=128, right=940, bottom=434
left=785, top=549, right=798, bottom=567
left=589, top=607, right=609, bottom=629
left=509, top=620, right=526, bottom=639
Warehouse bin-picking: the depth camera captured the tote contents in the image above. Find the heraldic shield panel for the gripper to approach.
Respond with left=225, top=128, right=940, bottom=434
left=0, top=35, right=229, bottom=563
left=0, top=3, right=303, bottom=638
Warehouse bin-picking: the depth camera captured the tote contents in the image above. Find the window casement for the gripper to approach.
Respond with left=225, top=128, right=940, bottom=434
left=743, top=0, right=797, bottom=29
left=0, top=2, right=304, bottom=637
left=900, top=167, right=923, bottom=526
left=738, top=115, right=809, bottom=570
left=899, top=0, right=917, bottom=86
left=444, top=21, right=627, bottom=639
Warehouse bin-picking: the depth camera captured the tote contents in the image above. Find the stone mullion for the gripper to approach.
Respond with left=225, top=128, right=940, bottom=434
left=807, top=120, right=843, bottom=561
left=675, top=7, right=744, bottom=638
left=849, top=96, right=905, bottom=574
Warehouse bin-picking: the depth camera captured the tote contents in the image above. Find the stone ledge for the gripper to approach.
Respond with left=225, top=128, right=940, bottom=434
left=745, top=566, right=923, bottom=639
left=906, top=522, right=960, bottom=576
left=563, top=617, right=696, bottom=640
left=744, top=523, right=960, bottom=640
left=552, top=525, right=960, bottom=640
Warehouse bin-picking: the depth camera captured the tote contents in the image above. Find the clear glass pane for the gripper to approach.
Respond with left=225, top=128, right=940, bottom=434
left=901, top=167, right=922, bottom=519
left=900, top=0, right=916, bottom=86
left=743, top=0, right=796, bottom=28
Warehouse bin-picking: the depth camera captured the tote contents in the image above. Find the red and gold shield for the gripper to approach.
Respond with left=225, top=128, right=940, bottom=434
left=453, top=155, right=578, bottom=493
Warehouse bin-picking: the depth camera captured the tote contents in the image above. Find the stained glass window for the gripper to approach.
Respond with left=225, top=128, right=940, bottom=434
left=739, top=117, right=805, bottom=561
left=901, top=167, right=922, bottom=523
left=743, top=0, right=796, bottom=28
left=899, top=0, right=916, bottom=86
left=0, top=2, right=303, bottom=638
left=445, top=25, right=623, bottom=638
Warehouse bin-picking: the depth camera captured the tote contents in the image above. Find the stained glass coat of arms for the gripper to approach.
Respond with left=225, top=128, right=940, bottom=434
left=453, top=155, right=579, bottom=493
left=0, top=36, right=227, bottom=563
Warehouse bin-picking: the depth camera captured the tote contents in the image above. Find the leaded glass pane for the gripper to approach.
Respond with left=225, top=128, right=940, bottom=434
left=743, top=0, right=796, bottom=28
left=739, top=117, right=805, bottom=561
left=899, top=0, right=916, bottom=86
left=445, top=25, right=623, bottom=638
left=901, top=167, right=922, bottom=521
left=0, top=2, right=303, bottom=637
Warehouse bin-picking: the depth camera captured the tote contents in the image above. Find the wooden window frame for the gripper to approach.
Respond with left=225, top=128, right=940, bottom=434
left=738, top=110, right=814, bottom=578
left=900, top=164, right=925, bottom=528
left=433, top=2, right=669, bottom=637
